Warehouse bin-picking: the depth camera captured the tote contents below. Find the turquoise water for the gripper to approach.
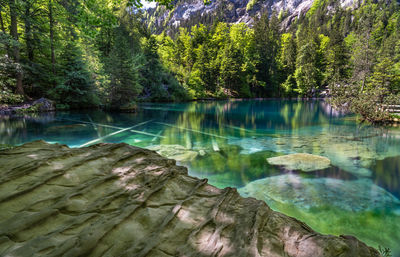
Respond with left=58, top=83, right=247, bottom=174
left=1, top=99, right=400, bottom=255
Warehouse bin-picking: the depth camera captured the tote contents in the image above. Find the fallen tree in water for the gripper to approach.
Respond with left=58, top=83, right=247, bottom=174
left=0, top=141, right=381, bottom=257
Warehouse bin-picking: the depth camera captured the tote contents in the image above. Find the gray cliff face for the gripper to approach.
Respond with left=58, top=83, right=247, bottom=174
left=0, top=141, right=381, bottom=256
left=143, top=0, right=356, bottom=34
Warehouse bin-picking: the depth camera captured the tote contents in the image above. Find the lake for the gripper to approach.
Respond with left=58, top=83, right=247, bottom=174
left=1, top=99, right=399, bottom=255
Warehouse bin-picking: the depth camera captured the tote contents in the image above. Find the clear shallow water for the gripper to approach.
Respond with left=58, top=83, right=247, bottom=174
left=1, top=99, right=400, bottom=255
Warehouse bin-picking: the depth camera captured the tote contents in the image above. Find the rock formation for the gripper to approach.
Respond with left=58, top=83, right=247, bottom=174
left=228, top=125, right=400, bottom=177
left=0, top=141, right=381, bottom=257
left=143, top=0, right=358, bottom=35
left=239, top=174, right=400, bottom=212
left=267, top=153, right=331, bottom=172
left=0, top=98, right=55, bottom=115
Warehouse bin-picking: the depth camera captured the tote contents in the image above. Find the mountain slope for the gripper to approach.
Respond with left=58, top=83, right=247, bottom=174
left=143, top=0, right=357, bottom=34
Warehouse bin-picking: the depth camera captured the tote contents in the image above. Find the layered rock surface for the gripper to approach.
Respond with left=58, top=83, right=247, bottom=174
left=0, top=141, right=381, bottom=257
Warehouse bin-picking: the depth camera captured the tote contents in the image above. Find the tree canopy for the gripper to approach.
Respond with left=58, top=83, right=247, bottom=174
left=0, top=0, right=399, bottom=121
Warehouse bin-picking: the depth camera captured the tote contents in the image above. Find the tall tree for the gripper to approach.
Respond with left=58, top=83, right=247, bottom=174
left=351, top=4, right=375, bottom=92
left=253, top=12, right=280, bottom=96
left=105, top=27, right=142, bottom=109
left=279, top=33, right=297, bottom=95
left=49, top=0, right=55, bottom=75
left=323, top=8, right=350, bottom=91
left=9, top=0, right=24, bottom=95
left=294, top=33, right=323, bottom=97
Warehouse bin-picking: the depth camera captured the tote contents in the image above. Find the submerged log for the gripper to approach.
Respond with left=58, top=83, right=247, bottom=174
left=79, top=120, right=153, bottom=147
left=0, top=141, right=380, bottom=257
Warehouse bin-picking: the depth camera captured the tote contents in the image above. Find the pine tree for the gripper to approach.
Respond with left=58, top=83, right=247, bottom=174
left=51, top=42, right=96, bottom=109
left=294, top=32, right=323, bottom=97
left=105, top=28, right=142, bottom=109
left=279, top=33, right=297, bottom=96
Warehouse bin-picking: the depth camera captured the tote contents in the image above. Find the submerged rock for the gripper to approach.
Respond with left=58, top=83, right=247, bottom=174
left=146, top=144, right=199, bottom=162
left=239, top=174, right=400, bottom=212
left=229, top=125, right=400, bottom=177
left=45, top=123, right=87, bottom=134
left=267, top=153, right=331, bottom=172
left=0, top=141, right=380, bottom=257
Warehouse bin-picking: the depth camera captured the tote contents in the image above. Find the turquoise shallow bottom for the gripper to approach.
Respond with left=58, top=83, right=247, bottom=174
left=1, top=99, right=400, bottom=255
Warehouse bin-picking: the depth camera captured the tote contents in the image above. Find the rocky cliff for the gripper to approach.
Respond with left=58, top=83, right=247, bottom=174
left=0, top=141, right=381, bottom=256
left=143, top=0, right=357, bottom=34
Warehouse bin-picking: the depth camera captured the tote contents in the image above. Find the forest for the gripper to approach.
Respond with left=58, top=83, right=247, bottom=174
left=0, top=0, right=399, bottom=121
left=1, top=1, right=400, bottom=255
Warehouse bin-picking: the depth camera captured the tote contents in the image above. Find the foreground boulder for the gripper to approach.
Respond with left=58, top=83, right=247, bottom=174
left=0, top=141, right=380, bottom=257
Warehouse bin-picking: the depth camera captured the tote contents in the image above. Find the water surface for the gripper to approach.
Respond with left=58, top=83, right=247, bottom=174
left=1, top=99, right=400, bottom=255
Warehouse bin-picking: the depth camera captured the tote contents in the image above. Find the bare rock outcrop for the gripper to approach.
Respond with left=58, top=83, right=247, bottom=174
left=144, top=0, right=359, bottom=35
left=0, top=141, right=380, bottom=257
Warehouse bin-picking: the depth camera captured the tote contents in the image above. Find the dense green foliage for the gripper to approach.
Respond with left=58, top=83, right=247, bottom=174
left=156, top=1, right=399, bottom=101
left=0, top=0, right=399, bottom=121
left=0, top=0, right=188, bottom=109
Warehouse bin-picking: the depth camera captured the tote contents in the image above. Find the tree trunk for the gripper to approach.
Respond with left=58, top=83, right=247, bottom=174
left=9, top=0, right=25, bottom=96
left=49, top=0, right=55, bottom=75
left=24, top=2, right=34, bottom=62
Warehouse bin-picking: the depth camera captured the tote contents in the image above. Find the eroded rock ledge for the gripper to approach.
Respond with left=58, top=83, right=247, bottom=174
left=0, top=141, right=380, bottom=257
